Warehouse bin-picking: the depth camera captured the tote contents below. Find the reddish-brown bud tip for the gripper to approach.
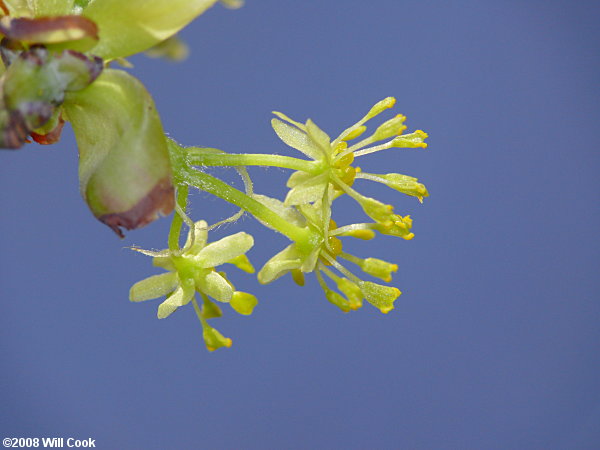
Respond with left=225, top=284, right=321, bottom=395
left=98, top=178, right=175, bottom=238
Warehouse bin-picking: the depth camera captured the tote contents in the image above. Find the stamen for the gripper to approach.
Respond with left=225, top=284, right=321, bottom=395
left=321, top=252, right=361, bottom=284
left=329, top=223, right=377, bottom=236
left=352, top=141, right=394, bottom=157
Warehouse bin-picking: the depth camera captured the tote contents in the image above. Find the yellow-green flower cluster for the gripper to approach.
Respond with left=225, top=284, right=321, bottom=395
left=258, top=98, right=429, bottom=314
left=129, top=96, right=429, bottom=350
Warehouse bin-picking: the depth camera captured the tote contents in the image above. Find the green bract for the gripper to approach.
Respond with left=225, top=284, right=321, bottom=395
left=64, top=69, right=174, bottom=237
left=82, top=0, right=233, bottom=59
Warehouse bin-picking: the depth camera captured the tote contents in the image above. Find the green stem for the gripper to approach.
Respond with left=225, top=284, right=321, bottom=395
left=168, top=185, right=189, bottom=251
left=192, top=296, right=203, bottom=321
left=186, top=151, right=323, bottom=174
left=180, top=166, right=310, bottom=244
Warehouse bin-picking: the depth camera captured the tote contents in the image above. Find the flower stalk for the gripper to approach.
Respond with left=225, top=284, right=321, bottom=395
left=186, top=150, right=323, bottom=174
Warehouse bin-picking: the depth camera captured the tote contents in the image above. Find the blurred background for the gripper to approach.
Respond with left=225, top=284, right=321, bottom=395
left=1, top=1, right=599, bottom=448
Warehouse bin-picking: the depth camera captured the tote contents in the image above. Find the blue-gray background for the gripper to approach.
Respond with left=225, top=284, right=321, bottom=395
left=1, top=1, right=599, bottom=448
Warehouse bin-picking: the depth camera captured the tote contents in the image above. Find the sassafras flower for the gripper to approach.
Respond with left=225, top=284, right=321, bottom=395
left=259, top=98, right=428, bottom=314
left=271, top=97, right=429, bottom=236
left=130, top=220, right=254, bottom=318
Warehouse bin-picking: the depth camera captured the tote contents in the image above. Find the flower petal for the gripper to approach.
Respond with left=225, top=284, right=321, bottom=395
left=157, top=281, right=195, bottom=319
left=271, top=118, right=322, bottom=160
left=272, top=111, right=306, bottom=130
left=286, top=170, right=313, bottom=188
left=305, top=119, right=331, bottom=159
left=153, top=255, right=175, bottom=271
left=300, top=244, right=321, bottom=273
left=257, top=244, right=302, bottom=284
left=284, top=172, right=328, bottom=206
left=129, top=272, right=178, bottom=302
left=195, top=271, right=234, bottom=302
left=195, top=232, right=254, bottom=267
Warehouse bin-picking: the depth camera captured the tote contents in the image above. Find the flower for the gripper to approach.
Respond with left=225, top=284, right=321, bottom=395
left=129, top=219, right=257, bottom=351
left=257, top=98, right=429, bottom=314
left=271, top=97, right=428, bottom=236
left=130, top=220, right=254, bottom=318
left=253, top=195, right=403, bottom=314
